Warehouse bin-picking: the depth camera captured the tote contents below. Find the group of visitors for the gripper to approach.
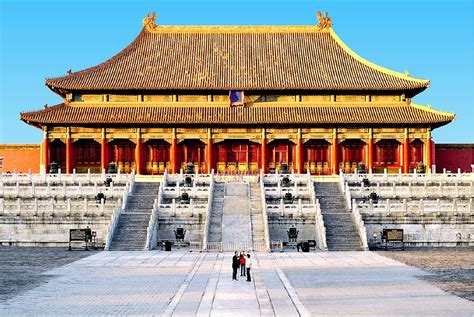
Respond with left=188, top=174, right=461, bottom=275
left=232, top=251, right=252, bottom=282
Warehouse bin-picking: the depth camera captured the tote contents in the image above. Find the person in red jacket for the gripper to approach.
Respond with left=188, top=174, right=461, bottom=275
left=240, top=251, right=246, bottom=277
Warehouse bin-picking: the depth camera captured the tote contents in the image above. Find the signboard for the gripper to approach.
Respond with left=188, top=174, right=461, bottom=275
left=382, top=229, right=404, bottom=242
left=382, top=229, right=404, bottom=250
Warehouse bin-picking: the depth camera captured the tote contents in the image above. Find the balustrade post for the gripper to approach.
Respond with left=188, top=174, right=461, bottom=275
left=32, top=182, right=36, bottom=196
left=87, top=169, right=91, bottom=183
left=452, top=198, right=457, bottom=212
left=50, top=198, right=55, bottom=216
left=386, top=199, right=390, bottom=212
left=383, top=168, right=388, bottom=181
left=101, top=198, right=105, bottom=215
left=190, top=198, right=194, bottom=217
left=17, top=198, right=21, bottom=216
left=66, top=198, right=71, bottom=215
left=63, top=181, right=67, bottom=197
left=280, top=198, right=284, bottom=217
left=172, top=198, right=176, bottom=217
left=73, top=169, right=77, bottom=182
left=369, top=199, right=373, bottom=213
left=33, top=198, right=38, bottom=216
left=376, top=182, right=380, bottom=196
left=455, top=181, right=459, bottom=197
left=436, top=198, right=441, bottom=211
left=419, top=199, right=424, bottom=213
left=403, top=199, right=407, bottom=212
left=84, top=197, right=88, bottom=214
left=392, top=182, right=396, bottom=197
left=15, top=182, right=19, bottom=197
left=47, top=181, right=51, bottom=196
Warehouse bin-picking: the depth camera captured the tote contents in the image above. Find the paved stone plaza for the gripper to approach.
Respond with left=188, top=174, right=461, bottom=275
left=1, top=250, right=473, bottom=316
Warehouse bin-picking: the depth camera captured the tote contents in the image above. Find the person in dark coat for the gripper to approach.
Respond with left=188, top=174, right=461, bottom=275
left=232, top=251, right=240, bottom=281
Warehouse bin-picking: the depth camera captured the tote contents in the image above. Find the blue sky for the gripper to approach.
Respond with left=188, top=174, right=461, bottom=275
left=1, top=0, right=473, bottom=144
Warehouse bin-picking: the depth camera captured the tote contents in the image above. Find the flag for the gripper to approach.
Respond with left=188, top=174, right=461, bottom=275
left=229, top=90, right=244, bottom=106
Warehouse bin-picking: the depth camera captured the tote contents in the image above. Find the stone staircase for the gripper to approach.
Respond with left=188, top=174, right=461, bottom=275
left=249, top=182, right=266, bottom=249
left=109, top=182, right=160, bottom=251
left=220, top=182, right=252, bottom=249
left=314, top=182, right=363, bottom=251
left=207, top=182, right=225, bottom=243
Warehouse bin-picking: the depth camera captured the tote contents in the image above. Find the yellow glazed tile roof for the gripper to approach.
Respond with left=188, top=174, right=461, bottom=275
left=20, top=103, right=454, bottom=127
left=45, top=24, right=429, bottom=92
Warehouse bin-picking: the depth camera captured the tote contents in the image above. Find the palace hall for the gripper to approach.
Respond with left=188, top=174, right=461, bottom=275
left=20, top=12, right=454, bottom=175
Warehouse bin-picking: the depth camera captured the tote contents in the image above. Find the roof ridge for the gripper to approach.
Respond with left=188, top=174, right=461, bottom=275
left=142, top=25, right=330, bottom=34
left=329, top=28, right=430, bottom=86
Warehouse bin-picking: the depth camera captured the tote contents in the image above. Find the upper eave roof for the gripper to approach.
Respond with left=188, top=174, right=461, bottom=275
left=45, top=24, right=430, bottom=93
left=20, top=102, right=454, bottom=128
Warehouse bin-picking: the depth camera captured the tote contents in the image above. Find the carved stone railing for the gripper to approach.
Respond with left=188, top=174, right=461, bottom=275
left=314, top=199, right=328, bottom=250
left=349, top=181, right=474, bottom=199
left=359, top=198, right=474, bottom=214
left=202, top=171, right=214, bottom=251
left=343, top=169, right=474, bottom=185
left=145, top=182, right=163, bottom=251
left=0, top=182, right=129, bottom=199
left=259, top=171, right=271, bottom=252
left=351, top=199, right=369, bottom=250
left=0, top=197, right=119, bottom=216
left=104, top=184, right=132, bottom=250
left=340, top=175, right=369, bottom=250
left=0, top=169, right=133, bottom=185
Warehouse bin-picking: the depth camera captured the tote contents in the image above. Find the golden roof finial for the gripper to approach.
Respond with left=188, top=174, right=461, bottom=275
left=316, top=11, right=332, bottom=28
left=143, top=12, right=158, bottom=31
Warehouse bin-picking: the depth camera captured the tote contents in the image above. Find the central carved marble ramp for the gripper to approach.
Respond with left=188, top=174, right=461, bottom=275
left=221, top=182, right=252, bottom=250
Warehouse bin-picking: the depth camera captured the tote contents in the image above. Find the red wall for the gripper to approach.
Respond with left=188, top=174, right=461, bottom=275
left=0, top=144, right=40, bottom=173
left=435, top=144, right=474, bottom=173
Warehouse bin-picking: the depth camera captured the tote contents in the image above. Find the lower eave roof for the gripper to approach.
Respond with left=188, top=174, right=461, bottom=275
left=20, top=103, right=454, bottom=128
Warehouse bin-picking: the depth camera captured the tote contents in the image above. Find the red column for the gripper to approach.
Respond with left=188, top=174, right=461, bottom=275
left=367, top=137, right=374, bottom=173
left=403, top=137, right=409, bottom=174
left=171, top=137, right=178, bottom=174
left=41, top=130, right=49, bottom=173
left=101, top=138, right=108, bottom=172
left=331, top=137, right=339, bottom=175
left=296, top=137, right=303, bottom=174
left=135, top=139, right=143, bottom=175
left=207, top=137, right=213, bottom=174
left=66, top=135, right=73, bottom=174
left=261, top=139, right=267, bottom=173
left=426, top=137, right=432, bottom=172
left=431, top=139, right=435, bottom=167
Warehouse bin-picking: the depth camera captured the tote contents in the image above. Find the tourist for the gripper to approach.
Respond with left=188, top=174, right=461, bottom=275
left=232, top=251, right=240, bottom=281
left=240, top=251, right=246, bottom=277
left=246, top=254, right=252, bottom=282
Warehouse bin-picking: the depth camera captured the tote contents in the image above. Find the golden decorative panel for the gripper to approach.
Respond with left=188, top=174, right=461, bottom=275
left=301, top=95, right=331, bottom=102
left=371, top=95, right=401, bottom=102
left=177, top=95, right=208, bottom=102
left=80, top=94, right=103, bottom=102
left=335, top=95, right=365, bottom=102
left=143, top=95, right=174, bottom=102
left=108, top=95, right=139, bottom=102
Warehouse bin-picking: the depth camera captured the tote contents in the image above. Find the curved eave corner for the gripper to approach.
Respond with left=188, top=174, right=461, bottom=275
left=411, top=103, right=455, bottom=128
left=329, top=28, right=430, bottom=90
